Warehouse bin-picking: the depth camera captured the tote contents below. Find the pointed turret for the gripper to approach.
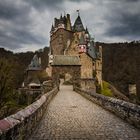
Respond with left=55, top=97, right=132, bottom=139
left=59, top=14, right=64, bottom=24
left=51, top=24, right=54, bottom=31
left=50, top=24, right=55, bottom=35
left=85, top=27, right=89, bottom=34
left=85, top=27, right=90, bottom=42
left=60, top=14, right=63, bottom=20
left=66, top=14, right=72, bottom=31
left=73, top=14, right=85, bottom=32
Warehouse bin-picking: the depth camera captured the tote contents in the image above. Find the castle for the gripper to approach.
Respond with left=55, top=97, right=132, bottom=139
left=48, top=12, right=102, bottom=89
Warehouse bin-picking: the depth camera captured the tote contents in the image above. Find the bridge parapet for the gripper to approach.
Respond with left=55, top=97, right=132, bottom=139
left=0, top=87, right=58, bottom=140
left=74, top=87, right=140, bottom=128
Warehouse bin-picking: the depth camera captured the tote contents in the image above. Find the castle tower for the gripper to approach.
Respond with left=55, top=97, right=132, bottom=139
left=66, top=14, right=72, bottom=31
left=73, top=14, right=85, bottom=32
left=95, top=46, right=103, bottom=87
left=50, top=13, right=73, bottom=55
left=85, top=27, right=90, bottom=42
left=50, top=24, right=54, bottom=35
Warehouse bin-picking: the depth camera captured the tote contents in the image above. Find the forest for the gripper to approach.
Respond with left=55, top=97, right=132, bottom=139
left=0, top=47, right=49, bottom=118
left=97, top=41, right=140, bottom=97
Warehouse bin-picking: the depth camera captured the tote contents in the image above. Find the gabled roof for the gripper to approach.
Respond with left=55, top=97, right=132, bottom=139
left=51, top=55, right=81, bottom=66
left=73, top=15, right=85, bottom=32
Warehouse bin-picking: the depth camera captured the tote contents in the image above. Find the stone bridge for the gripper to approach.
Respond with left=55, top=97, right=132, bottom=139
left=0, top=84, right=140, bottom=140
left=28, top=84, right=140, bottom=140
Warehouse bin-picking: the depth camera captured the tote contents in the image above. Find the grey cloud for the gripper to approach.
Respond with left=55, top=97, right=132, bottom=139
left=106, top=13, right=140, bottom=38
left=26, top=0, right=86, bottom=11
left=102, top=0, right=140, bottom=40
left=0, top=0, right=140, bottom=51
left=0, top=27, right=45, bottom=50
left=0, top=0, right=30, bottom=20
left=0, top=0, right=46, bottom=50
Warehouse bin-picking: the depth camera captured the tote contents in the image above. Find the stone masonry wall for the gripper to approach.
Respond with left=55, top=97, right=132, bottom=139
left=52, top=65, right=81, bottom=82
left=80, top=53, right=93, bottom=79
left=0, top=87, right=58, bottom=140
left=74, top=87, right=140, bottom=128
left=79, top=79, right=96, bottom=92
left=50, top=28, right=73, bottom=55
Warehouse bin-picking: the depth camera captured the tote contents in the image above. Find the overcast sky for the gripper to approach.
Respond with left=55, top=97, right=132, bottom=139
left=0, top=0, right=140, bottom=52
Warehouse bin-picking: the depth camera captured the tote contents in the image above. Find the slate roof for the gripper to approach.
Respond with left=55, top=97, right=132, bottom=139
left=27, top=54, right=42, bottom=71
left=73, top=15, right=85, bottom=32
left=87, top=41, right=97, bottom=59
left=51, top=55, right=81, bottom=66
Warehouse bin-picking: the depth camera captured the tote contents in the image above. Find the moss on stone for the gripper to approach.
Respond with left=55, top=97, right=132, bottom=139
left=101, top=81, right=113, bottom=97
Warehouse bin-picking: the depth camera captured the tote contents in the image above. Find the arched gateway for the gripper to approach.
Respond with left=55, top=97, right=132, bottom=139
left=51, top=55, right=81, bottom=85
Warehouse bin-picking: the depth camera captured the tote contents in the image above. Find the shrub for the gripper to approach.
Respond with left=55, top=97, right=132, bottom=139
left=101, top=81, right=113, bottom=97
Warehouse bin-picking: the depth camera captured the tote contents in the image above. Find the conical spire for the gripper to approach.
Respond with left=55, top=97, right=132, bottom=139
left=66, top=14, right=72, bottom=31
left=51, top=24, right=54, bottom=31
left=73, top=14, right=85, bottom=32
left=60, top=14, right=63, bottom=20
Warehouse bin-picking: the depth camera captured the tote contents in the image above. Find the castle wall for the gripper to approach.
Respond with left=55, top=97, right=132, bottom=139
left=95, top=59, right=102, bottom=87
left=80, top=53, right=93, bottom=79
left=74, top=87, right=140, bottom=128
left=52, top=65, right=81, bottom=83
left=66, top=34, right=79, bottom=55
left=50, top=28, right=73, bottom=55
left=0, top=88, right=58, bottom=139
left=95, top=46, right=102, bottom=87
left=80, top=79, right=96, bottom=91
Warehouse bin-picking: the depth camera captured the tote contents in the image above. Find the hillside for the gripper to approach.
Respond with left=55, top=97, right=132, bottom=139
left=96, top=41, right=140, bottom=97
left=0, top=47, right=49, bottom=88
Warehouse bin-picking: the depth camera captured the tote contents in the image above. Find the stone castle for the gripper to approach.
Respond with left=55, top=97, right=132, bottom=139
left=48, top=12, right=102, bottom=88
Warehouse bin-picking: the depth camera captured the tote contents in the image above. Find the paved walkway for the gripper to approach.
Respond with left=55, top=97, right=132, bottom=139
left=29, top=85, right=140, bottom=140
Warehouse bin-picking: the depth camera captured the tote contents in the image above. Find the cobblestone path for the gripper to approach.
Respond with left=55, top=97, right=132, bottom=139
left=29, top=85, right=140, bottom=140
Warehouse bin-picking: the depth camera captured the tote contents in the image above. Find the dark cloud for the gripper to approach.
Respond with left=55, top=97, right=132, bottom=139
left=0, top=0, right=140, bottom=51
left=0, top=1, right=30, bottom=20
left=0, top=0, right=46, bottom=50
left=26, top=0, right=61, bottom=10
left=106, top=13, right=140, bottom=38
left=103, top=0, right=140, bottom=40
left=26, top=0, right=86, bottom=11
left=0, top=27, right=45, bottom=49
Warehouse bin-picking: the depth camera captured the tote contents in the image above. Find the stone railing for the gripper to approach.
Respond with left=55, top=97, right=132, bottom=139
left=0, top=87, right=58, bottom=140
left=74, top=87, right=140, bottom=128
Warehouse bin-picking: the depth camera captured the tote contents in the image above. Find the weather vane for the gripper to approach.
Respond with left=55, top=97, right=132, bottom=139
left=76, top=9, right=80, bottom=16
